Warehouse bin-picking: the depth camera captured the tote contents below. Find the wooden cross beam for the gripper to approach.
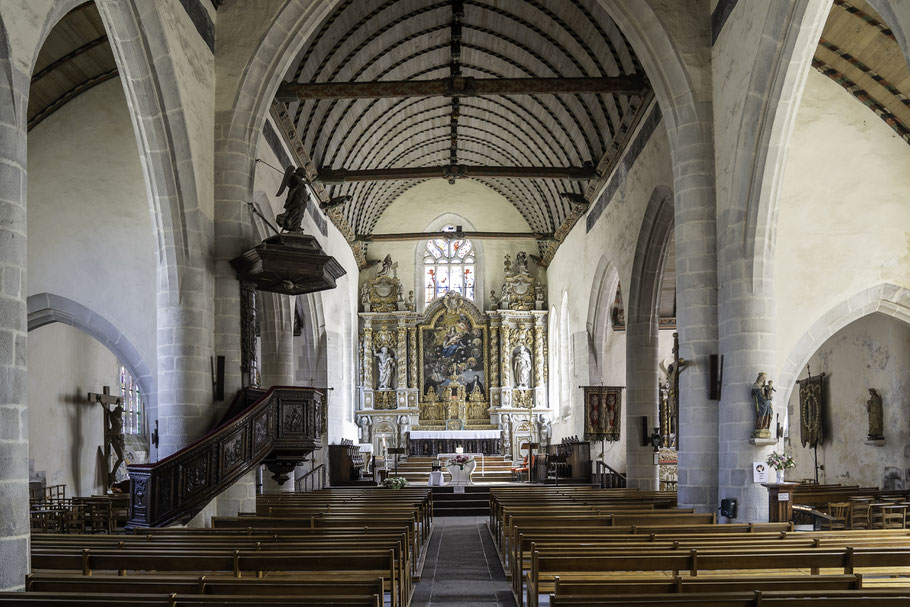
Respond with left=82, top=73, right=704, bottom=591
left=316, top=164, right=597, bottom=184
left=276, top=75, right=649, bottom=101
left=356, top=231, right=553, bottom=242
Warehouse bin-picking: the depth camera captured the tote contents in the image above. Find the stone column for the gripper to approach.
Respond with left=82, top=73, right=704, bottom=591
left=625, top=315, right=659, bottom=490
left=673, top=101, right=720, bottom=515
left=0, top=60, right=29, bottom=592
left=260, top=293, right=295, bottom=388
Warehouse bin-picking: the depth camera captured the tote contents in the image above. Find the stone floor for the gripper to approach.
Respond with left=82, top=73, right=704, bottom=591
left=412, top=516, right=517, bottom=607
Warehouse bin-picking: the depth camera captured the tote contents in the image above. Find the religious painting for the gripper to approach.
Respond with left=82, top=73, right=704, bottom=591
left=583, top=386, right=622, bottom=441
left=797, top=373, right=825, bottom=448
left=419, top=292, right=488, bottom=407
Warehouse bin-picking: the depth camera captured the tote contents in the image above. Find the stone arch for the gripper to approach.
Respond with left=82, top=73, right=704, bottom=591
left=778, top=283, right=910, bottom=411
left=867, top=0, right=910, bottom=71
left=737, top=2, right=832, bottom=289
left=625, top=186, right=674, bottom=490
left=296, top=292, right=328, bottom=388
left=586, top=255, right=621, bottom=386
left=26, top=293, right=155, bottom=412
left=413, top=212, right=485, bottom=314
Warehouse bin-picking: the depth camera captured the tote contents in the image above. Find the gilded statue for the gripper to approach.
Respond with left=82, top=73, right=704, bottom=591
left=866, top=388, right=884, bottom=439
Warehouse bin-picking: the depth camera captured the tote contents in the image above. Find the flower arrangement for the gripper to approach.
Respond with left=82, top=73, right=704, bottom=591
left=381, top=476, right=409, bottom=489
left=447, top=454, right=475, bottom=469
left=766, top=451, right=795, bottom=471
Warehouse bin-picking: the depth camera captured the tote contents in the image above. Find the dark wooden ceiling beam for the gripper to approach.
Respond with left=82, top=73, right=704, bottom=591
left=356, top=230, right=552, bottom=242
left=317, top=164, right=596, bottom=184
left=276, top=75, right=648, bottom=101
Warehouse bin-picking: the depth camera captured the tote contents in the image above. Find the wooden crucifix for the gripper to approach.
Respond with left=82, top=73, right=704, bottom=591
left=86, top=386, right=124, bottom=489
left=667, top=332, right=687, bottom=450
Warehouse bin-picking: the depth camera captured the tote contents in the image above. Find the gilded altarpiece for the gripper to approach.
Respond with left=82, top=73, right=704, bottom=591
left=356, top=254, right=549, bottom=460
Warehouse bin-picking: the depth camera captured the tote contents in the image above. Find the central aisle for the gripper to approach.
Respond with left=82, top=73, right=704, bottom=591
left=412, top=516, right=516, bottom=607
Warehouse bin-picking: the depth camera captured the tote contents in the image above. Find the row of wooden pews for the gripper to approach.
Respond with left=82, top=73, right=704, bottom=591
left=489, top=486, right=910, bottom=607
left=3, top=487, right=434, bottom=607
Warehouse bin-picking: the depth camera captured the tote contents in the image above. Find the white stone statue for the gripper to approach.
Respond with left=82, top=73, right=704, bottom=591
left=398, top=415, right=410, bottom=449
left=538, top=413, right=552, bottom=445
left=374, top=346, right=396, bottom=390
left=500, top=414, right=512, bottom=458
left=357, top=416, right=372, bottom=443
left=513, top=347, right=532, bottom=389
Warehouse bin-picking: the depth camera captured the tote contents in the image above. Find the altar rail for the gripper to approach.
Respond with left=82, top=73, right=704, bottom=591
left=126, top=386, right=323, bottom=528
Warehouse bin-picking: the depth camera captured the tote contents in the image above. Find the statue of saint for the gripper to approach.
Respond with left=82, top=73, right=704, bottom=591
left=538, top=413, right=552, bottom=445
left=866, top=388, right=884, bottom=439
left=374, top=346, right=395, bottom=390
left=751, top=372, right=774, bottom=438
left=275, top=166, right=309, bottom=232
left=500, top=414, right=511, bottom=458
left=513, top=347, right=532, bottom=389
left=357, top=416, right=372, bottom=444
left=398, top=415, right=410, bottom=449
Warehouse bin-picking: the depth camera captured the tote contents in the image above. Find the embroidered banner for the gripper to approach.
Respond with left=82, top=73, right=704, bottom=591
left=583, top=386, right=623, bottom=441
left=797, top=373, right=825, bottom=447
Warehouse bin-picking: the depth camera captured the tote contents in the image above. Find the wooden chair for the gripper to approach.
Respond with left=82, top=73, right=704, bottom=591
left=511, top=455, right=535, bottom=482
left=882, top=504, right=906, bottom=529
left=849, top=499, right=870, bottom=529
left=827, top=502, right=851, bottom=530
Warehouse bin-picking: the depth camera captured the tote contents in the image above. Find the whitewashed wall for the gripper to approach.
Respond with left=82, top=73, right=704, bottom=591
left=546, top=119, right=674, bottom=472
left=27, top=323, right=118, bottom=497
left=366, top=179, right=540, bottom=314
left=776, top=70, right=910, bottom=398
left=786, top=313, right=910, bottom=488
left=27, top=78, right=157, bottom=386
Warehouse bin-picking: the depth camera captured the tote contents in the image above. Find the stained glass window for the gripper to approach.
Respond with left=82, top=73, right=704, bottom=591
left=424, top=226, right=475, bottom=303
left=119, top=365, right=143, bottom=435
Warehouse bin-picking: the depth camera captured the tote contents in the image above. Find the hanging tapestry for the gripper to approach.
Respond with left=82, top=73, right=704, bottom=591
left=797, top=373, right=825, bottom=447
left=583, top=386, right=622, bottom=441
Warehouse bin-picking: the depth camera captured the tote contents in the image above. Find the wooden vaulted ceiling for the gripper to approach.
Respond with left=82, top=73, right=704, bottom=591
left=280, top=0, right=646, bottom=238
left=28, top=2, right=118, bottom=131
left=814, top=0, right=910, bottom=144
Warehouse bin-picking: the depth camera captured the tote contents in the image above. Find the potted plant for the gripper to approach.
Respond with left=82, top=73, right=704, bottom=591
left=766, top=451, right=795, bottom=483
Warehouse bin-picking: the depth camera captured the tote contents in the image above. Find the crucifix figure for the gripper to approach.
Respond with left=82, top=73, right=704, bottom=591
left=87, top=386, right=125, bottom=489
left=666, top=332, right=687, bottom=449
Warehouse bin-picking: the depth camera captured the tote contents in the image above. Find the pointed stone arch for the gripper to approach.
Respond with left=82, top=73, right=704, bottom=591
left=586, top=255, right=621, bottom=386
left=778, top=283, right=910, bottom=410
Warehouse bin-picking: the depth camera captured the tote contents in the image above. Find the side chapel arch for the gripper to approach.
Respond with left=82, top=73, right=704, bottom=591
left=625, top=185, right=674, bottom=490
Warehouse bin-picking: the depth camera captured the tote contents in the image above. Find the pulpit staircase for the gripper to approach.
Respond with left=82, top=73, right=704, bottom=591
left=125, top=386, right=324, bottom=528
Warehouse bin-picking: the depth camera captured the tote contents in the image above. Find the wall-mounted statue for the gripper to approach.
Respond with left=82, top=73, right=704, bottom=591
left=513, top=346, right=532, bottom=389
left=500, top=414, right=512, bottom=458
left=374, top=346, right=396, bottom=390
left=538, top=413, right=552, bottom=446
left=750, top=372, right=775, bottom=438
left=866, top=388, right=884, bottom=440
left=357, top=415, right=372, bottom=444
left=398, top=415, right=410, bottom=448
left=275, top=166, right=309, bottom=232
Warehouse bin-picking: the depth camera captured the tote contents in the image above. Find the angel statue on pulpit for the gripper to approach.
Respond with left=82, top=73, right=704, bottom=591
left=275, top=166, right=309, bottom=232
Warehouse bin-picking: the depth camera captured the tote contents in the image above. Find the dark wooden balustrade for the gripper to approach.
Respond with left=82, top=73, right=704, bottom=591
left=126, top=386, right=324, bottom=528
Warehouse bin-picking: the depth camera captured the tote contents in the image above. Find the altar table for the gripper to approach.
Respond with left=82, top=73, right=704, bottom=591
left=408, top=430, right=500, bottom=456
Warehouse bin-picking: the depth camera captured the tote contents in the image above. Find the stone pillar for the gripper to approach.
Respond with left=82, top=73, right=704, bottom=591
left=216, top=470, right=257, bottom=516
left=0, top=60, right=29, bottom=592
left=625, top=316, right=659, bottom=490
left=214, top=110, right=256, bottom=408
left=673, top=102, right=720, bottom=515
left=260, top=293, right=295, bottom=388
left=716, top=259, right=776, bottom=521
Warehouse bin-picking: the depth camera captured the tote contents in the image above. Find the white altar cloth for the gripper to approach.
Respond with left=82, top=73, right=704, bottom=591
left=409, top=430, right=499, bottom=439
left=427, top=471, right=444, bottom=487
